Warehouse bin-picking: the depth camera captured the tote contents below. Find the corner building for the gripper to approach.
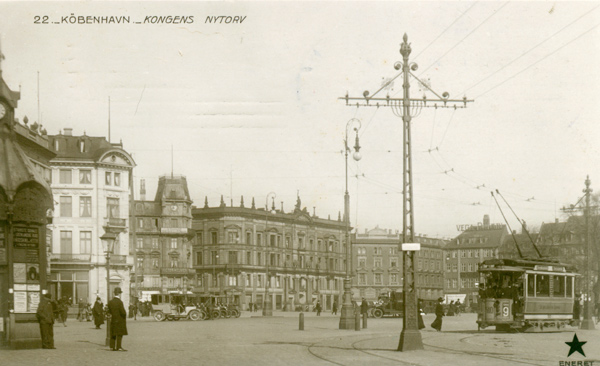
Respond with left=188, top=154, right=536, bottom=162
left=192, top=196, right=347, bottom=311
left=47, top=129, right=135, bottom=308
left=130, top=175, right=195, bottom=302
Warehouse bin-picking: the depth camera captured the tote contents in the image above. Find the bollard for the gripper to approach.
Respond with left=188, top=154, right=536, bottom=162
left=299, top=312, right=304, bottom=330
left=355, top=312, right=361, bottom=331
left=362, top=313, right=367, bottom=329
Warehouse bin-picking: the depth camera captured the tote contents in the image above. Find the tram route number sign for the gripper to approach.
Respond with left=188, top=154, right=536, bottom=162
left=13, top=227, right=39, bottom=249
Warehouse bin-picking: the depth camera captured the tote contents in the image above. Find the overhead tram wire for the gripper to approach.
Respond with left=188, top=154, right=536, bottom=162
left=413, top=2, right=480, bottom=61
left=495, top=189, right=542, bottom=258
left=419, top=2, right=510, bottom=76
left=475, top=21, right=600, bottom=99
left=462, top=3, right=600, bottom=95
left=491, top=191, right=524, bottom=258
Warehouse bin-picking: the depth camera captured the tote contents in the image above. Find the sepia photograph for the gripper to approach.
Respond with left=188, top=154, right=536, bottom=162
left=0, top=1, right=599, bottom=365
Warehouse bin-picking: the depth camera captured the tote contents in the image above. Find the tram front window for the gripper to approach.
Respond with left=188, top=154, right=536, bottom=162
left=536, top=275, right=549, bottom=297
left=566, top=276, right=573, bottom=297
left=527, top=274, right=535, bottom=297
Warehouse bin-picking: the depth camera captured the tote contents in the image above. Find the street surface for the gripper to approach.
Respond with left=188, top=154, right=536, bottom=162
left=2, top=312, right=599, bottom=366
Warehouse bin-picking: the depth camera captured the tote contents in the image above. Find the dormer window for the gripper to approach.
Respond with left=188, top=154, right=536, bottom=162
left=78, top=140, right=85, bottom=153
left=54, top=139, right=59, bottom=151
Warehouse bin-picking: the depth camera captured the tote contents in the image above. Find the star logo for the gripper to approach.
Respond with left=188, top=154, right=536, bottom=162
left=565, top=333, right=587, bottom=357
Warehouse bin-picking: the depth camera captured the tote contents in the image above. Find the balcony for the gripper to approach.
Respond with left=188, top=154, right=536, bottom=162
left=104, top=218, right=127, bottom=234
left=49, top=253, right=91, bottom=262
left=110, top=254, right=127, bottom=264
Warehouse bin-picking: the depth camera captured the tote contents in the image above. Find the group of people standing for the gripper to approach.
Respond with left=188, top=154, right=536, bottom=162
left=36, top=287, right=129, bottom=352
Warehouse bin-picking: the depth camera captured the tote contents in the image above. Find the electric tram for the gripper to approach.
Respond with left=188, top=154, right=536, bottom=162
left=477, top=258, right=578, bottom=332
left=476, top=190, right=580, bottom=332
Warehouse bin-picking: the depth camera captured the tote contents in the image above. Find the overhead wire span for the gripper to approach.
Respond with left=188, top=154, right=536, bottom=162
left=475, top=21, right=600, bottom=99
left=463, top=3, right=600, bottom=95
left=419, top=2, right=510, bottom=76
left=413, top=2, right=480, bottom=61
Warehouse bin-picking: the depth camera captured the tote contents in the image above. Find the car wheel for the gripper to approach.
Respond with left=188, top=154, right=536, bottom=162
left=373, top=308, right=384, bottom=318
left=189, top=310, right=201, bottom=321
left=153, top=311, right=165, bottom=322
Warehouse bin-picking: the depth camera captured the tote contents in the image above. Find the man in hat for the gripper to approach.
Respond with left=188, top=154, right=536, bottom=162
left=431, top=297, right=444, bottom=331
left=36, top=293, right=55, bottom=349
left=107, top=287, right=128, bottom=351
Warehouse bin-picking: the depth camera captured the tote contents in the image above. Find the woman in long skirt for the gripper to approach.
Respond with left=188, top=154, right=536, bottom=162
left=431, top=297, right=444, bottom=331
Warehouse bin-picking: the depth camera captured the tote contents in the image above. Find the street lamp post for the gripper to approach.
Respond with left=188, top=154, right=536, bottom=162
left=101, top=232, right=117, bottom=348
left=263, top=192, right=276, bottom=316
left=213, top=254, right=219, bottom=294
left=339, top=118, right=362, bottom=329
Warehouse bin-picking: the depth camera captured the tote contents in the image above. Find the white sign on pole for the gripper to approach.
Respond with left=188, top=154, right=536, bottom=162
left=401, top=243, right=421, bottom=251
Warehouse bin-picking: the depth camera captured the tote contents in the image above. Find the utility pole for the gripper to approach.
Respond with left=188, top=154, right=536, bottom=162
left=341, top=34, right=473, bottom=351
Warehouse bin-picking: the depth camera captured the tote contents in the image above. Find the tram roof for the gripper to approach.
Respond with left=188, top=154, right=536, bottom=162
left=481, top=258, right=575, bottom=271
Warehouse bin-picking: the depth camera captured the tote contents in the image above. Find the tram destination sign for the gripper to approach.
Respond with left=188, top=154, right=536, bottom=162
left=13, top=226, right=39, bottom=249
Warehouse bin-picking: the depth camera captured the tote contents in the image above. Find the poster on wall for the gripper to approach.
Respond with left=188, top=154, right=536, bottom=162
left=27, top=292, right=40, bottom=313
left=13, top=263, right=26, bottom=283
left=13, top=291, right=27, bottom=313
left=26, top=263, right=40, bottom=283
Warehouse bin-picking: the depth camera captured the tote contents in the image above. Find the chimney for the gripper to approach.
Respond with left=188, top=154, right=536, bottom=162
left=64, top=128, right=73, bottom=136
left=483, top=214, right=490, bottom=227
left=140, top=179, right=146, bottom=201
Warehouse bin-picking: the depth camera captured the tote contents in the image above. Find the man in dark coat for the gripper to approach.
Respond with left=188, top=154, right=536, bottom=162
left=107, top=287, right=128, bottom=351
left=431, top=297, right=444, bottom=331
left=360, top=298, right=369, bottom=317
left=92, top=297, right=104, bottom=329
left=36, top=293, right=55, bottom=349
left=315, top=301, right=322, bottom=316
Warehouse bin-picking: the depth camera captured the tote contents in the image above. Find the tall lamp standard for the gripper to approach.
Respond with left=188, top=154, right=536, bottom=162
left=101, top=232, right=118, bottom=347
left=339, top=118, right=362, bottom=329
left=263, top=192, right=276, bottom=316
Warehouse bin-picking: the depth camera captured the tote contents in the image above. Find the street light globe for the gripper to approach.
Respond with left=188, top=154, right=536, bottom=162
left=353, top=151, right=362, bottom=161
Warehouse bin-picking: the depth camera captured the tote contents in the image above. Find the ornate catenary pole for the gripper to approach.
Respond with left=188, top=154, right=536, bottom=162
left=580, top=176, right=595, bottom=330
left=340, top=34, right=473, bottom=350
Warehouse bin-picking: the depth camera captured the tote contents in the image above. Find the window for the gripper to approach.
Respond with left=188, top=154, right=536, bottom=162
left=358, top=273, right=366, bottom=285
left=256, top=233, right=262, bottom=246
left=228, top=231, right=239, bottom=243
left=257, top=253, right=262, bottom=266
left=152, top=258, right=159, bottom=268
left=60, top=196, right=72, bottom=217
left=390, top=273, right=398, bottom=284
left=60, top=231, right=72, bottom=254
left=452, top=251, right=457, bottom=258
left=452, top=279, right=457, bottom=289
left=114, top=172, right=121, bottom=186
left=553, top=276, right=565, bottom=297
left=527, top=274, right=535, bottom=296
left=211, top=251, right=218, bottom=264
left=246, top=251, right=251, bottom=265
left=269, top=234, right=276, bottom=247
left=196, top=251, right=203, bottom=265
left=105, top=172, right=112, bottom=185
left=536, top=275, right=549, bottom=297
left=152, top=238, right=159, bottom=249
left=170, top=238, right=177, bottom=249
left=246, top=274, right=251, bottom=286
left=137, top=257, right=144, bottom=269
left=196, top=232, right=203, bottom=245
left=468, top=263, right=473, bottom=272
left=246, top=232, right=252, bottom=245
left=461, top=263, right=467, bottom=272
left=138, top=218, right=144, bottom=228
left=374, top=258, right=382, bottom=268
left=299, top=237, right=304, bottom=249
left=137, top=238, right=143, bottom=249
left=79, top=170, right=91, bottom=184
left=228, top=251, right=238, bottom=264
left=374, top=273, right=382, bottom=285
left=286, top=237, right=291, bottom=248
left=80, top=231, right=91, bottom=254
left=358, top=258, right=366, bottom=268
left=474, top=250, right=479, bottom=258
left=79, top=196, right=92, bottom=217
left=59, top=169, right=72, bottom=184
left=170, top=259, right=178, bottom=268
left=107, top=198, right=119, bottom=218
left=461, top=250, right=466, bottom=258
left=211, top=231, right=218, bottom=244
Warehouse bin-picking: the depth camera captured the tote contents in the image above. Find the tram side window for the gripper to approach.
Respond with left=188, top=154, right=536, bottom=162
left=552, top=275, right=565, bottom=297
left=527, top=274, right=535, bottom=297
left=536, top=275, right=549, bottom=297
left=566, top=276, right=573, bottom=298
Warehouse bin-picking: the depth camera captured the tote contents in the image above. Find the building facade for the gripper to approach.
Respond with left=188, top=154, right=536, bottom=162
left=444, top=215, right=508, bottom=307
left=352, top=227, right=446, bottom=308
left=130, top=175, right=195, bottom=302
left=47, top=129, right=135, bottom=307
left=192, top=196, right=347, bottom=311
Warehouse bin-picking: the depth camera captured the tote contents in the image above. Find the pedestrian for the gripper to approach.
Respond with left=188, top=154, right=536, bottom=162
left=248, top=301, right=253, bottom=312
left=92, top=297, right=104, bottom=329
left=315, top=301, right=322, bottom=316
left=36, top=293, right=55, bottom=349
left=360, top=298, right=369, bottom=318
left=58, top=297, right=68, bottom=327
left=332, top=300, right=338, bottom=315
left=417, top=299, right=425, bottom=330
left=455, top=300, right=462, bottom=316
left=431, top=297, right=444, bottom=331
left=107, top=287, right=128, bottom=351
left=573, top=294, right=581, bottom=326
left=77, top=298, right=85, bottom=321
left=447, top=300, right=455, bottom=316
left=128, top=303, right=135, bottom=318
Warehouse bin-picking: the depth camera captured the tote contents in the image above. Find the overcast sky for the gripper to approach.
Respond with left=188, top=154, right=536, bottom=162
left=1, top=1, right=599, bottom=239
